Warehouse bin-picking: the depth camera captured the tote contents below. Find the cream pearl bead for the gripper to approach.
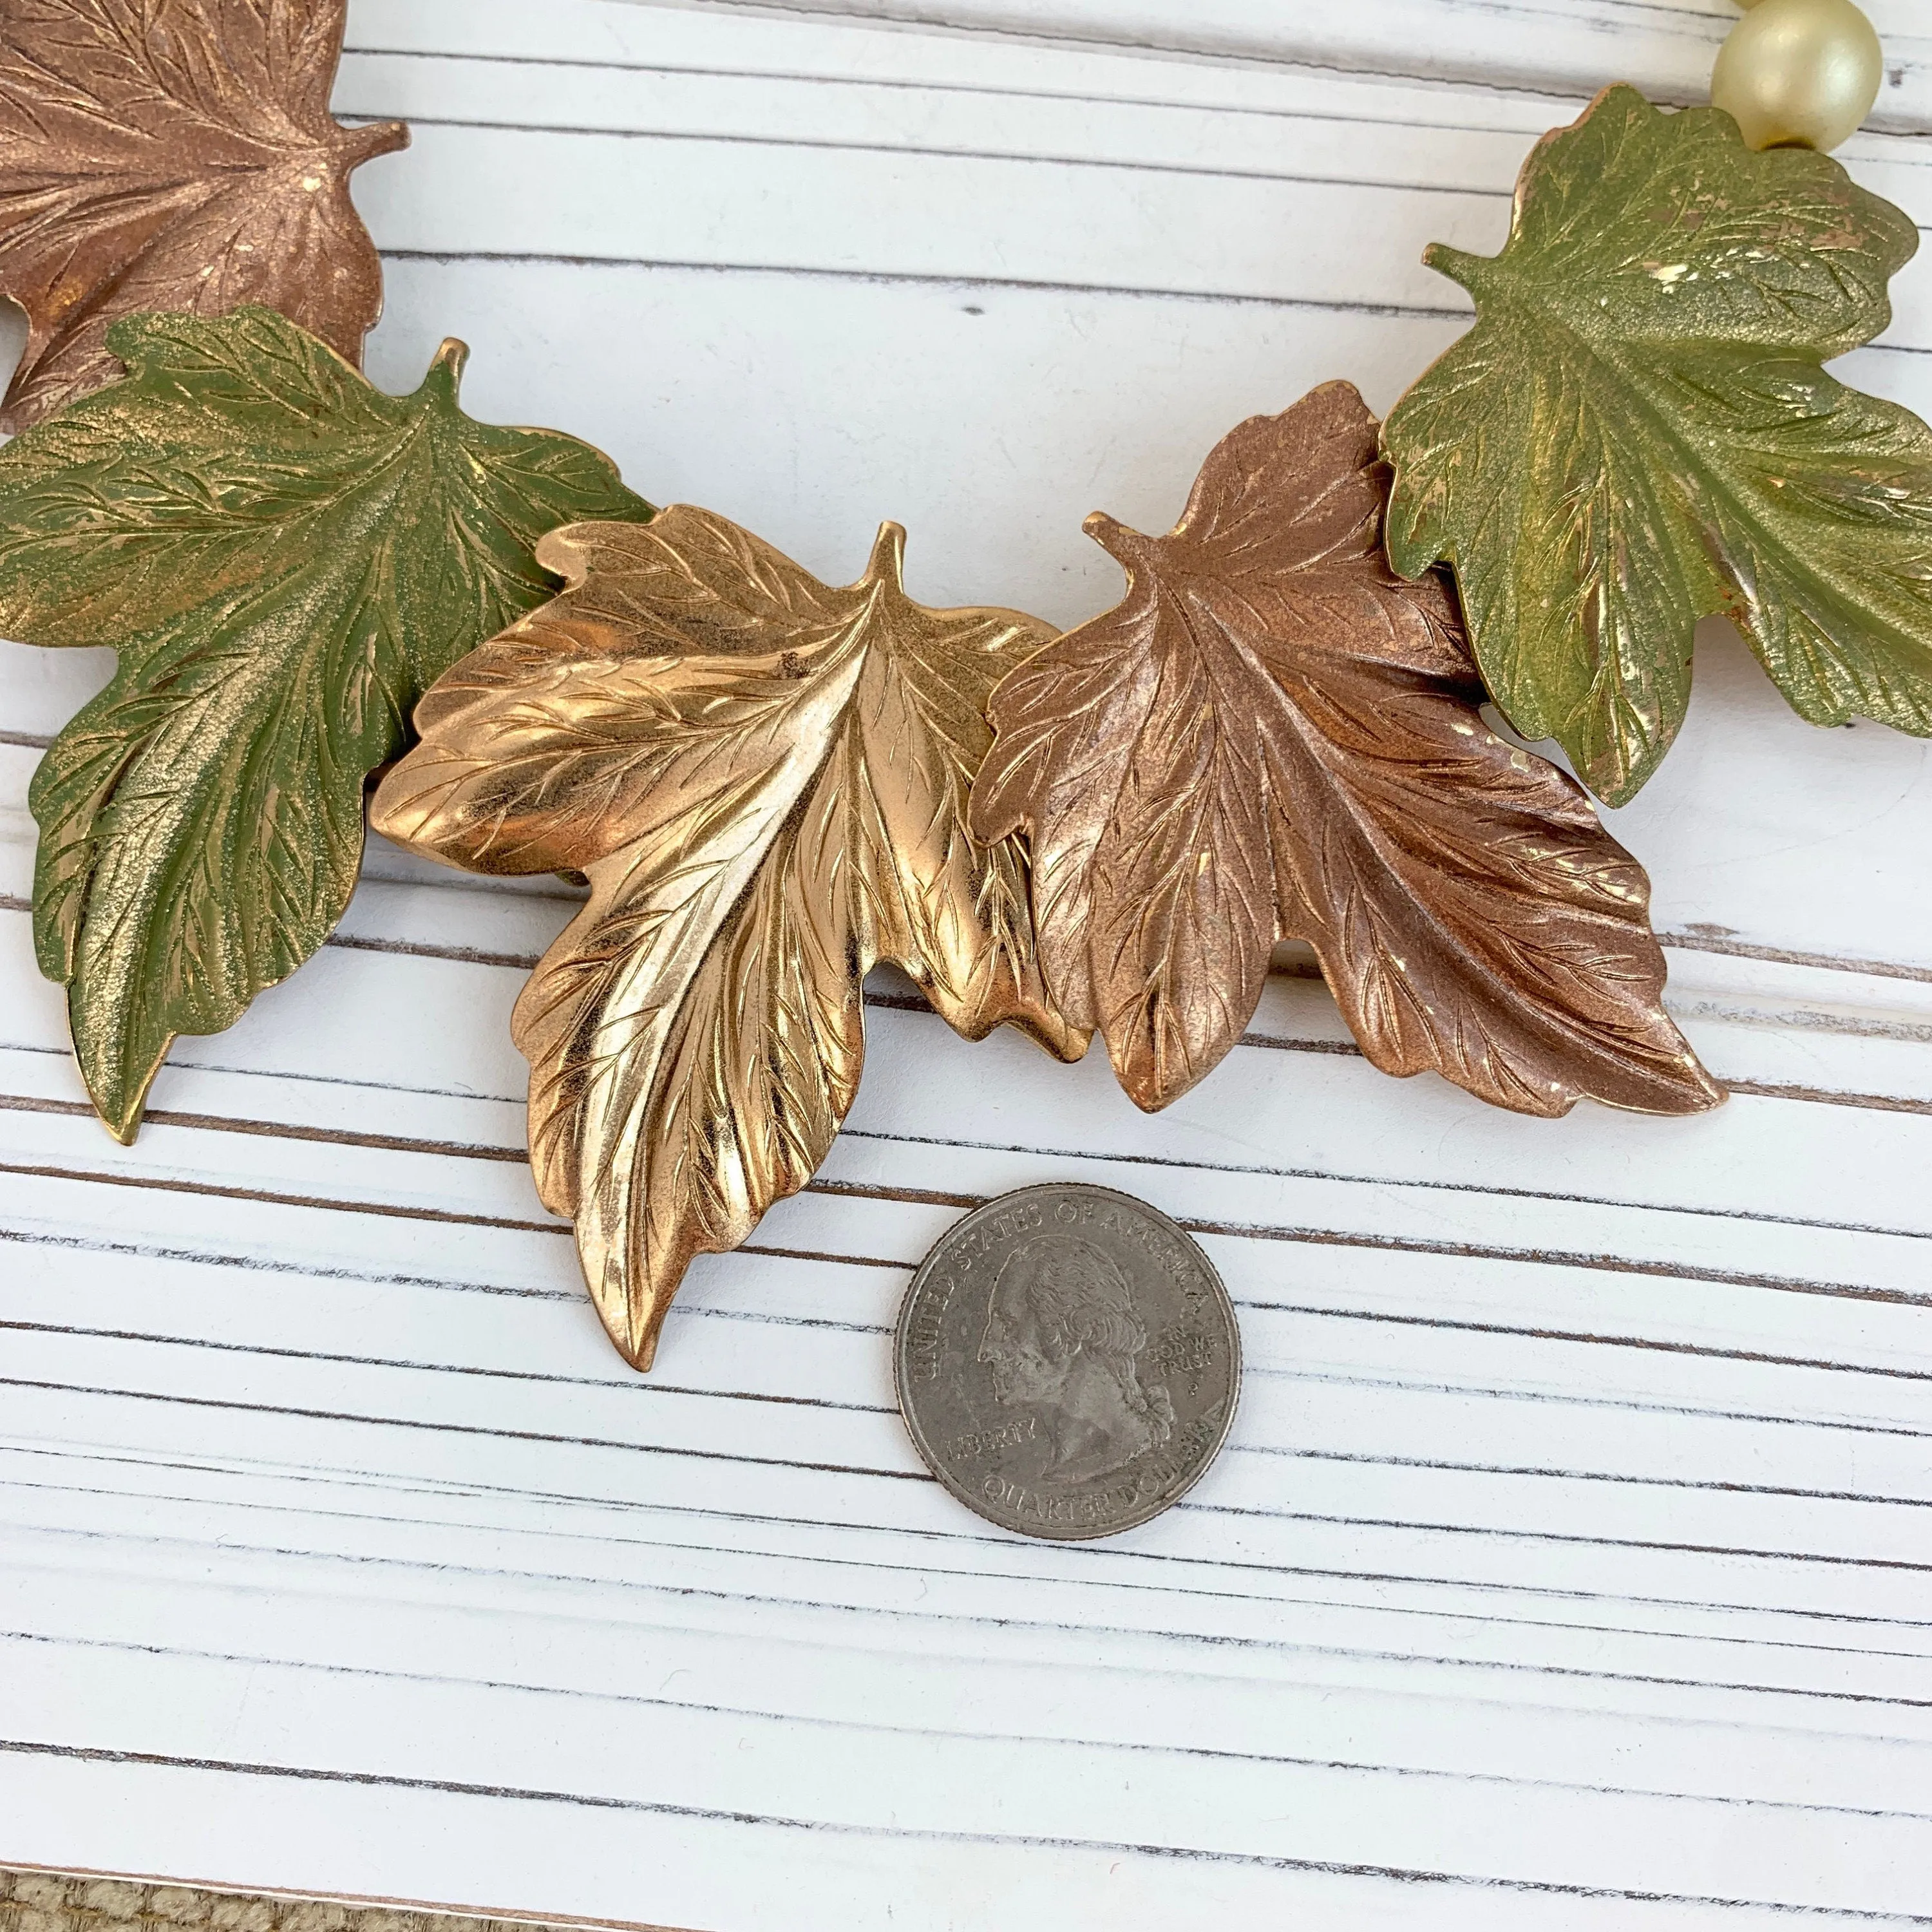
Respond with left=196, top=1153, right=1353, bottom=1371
left=1711, top=0, right=1883, bottom=151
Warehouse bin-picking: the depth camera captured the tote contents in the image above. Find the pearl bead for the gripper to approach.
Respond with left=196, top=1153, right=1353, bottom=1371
left=1711, top=0, right=1883, bottom=151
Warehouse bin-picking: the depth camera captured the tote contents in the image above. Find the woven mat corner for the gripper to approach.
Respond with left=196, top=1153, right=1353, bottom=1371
left=0, top=1870, right=676, bottom=1932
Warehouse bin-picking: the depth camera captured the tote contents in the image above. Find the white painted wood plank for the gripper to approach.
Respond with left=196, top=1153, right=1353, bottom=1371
left=10, top=1755, right=1906, bottom=1932
left=6, top=1572, right=1932, bottom=1907
left=6, top=1460, right=1927, bottom=1709
left=12, top=1526, right=1931, bottom=1788
left=336, top=121, right=1932, bottom=355
left=653, top=0, right=1932, bottom=135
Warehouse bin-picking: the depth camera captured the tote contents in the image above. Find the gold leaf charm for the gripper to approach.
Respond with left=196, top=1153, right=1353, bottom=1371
left=0, top=0, right=408, bottom=431
left=971, top=382, right=1725, bottom=1120
left=372, top=511, right=1085, bottom=1372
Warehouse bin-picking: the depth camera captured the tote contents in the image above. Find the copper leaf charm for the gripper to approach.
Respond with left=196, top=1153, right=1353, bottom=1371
left=0, top=307, right=650, bottom=1142
left=370, top=511, right=1084, bottom=1372
left=971, top=382, right=1723, bottom=1119
left=0, top=0, right=406, bottom=431
left=1383, top=84, right=1932, bottom=806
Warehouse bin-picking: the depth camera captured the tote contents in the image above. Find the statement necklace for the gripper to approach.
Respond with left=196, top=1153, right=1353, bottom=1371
left=0, top=0, right=1911, bottom=1374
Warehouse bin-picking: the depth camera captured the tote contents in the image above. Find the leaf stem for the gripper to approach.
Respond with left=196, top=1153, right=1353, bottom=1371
left=867, top=520, right=907, bottom=590
left=337, top=119, right=411, bottom=166
left=1423, top=242, right=1494, bottom=294
left=417, top=337, right=470, bottom=410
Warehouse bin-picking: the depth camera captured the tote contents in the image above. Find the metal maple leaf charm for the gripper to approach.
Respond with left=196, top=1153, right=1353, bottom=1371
left=0, top=0, right=407, bottom=430
left=371, top=511, right=1085, bottom=1373
left=971, top=381, right=1725, bottom=1120
left=1383, top=84, right=1932, bottom=806
left=0, top=307, right=649, bottom=1142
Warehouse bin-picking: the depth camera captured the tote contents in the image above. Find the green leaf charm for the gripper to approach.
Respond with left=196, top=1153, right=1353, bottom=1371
left=1381, top=84, right=1932, bottom=805
left=0, top=307, right=650, bottom=1141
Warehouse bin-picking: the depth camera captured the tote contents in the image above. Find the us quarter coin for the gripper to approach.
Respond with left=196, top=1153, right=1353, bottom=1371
left=894, top=1182, right=1241, bottom=1540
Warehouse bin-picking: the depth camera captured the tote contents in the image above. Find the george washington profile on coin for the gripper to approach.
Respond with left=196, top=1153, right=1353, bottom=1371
left=978, top=1234, right=1177, bottom=1485
left=895, top=1183, right=1241, bottom=1540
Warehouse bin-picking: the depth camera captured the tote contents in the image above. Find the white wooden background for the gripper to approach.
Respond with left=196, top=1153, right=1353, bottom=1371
left=3, top=1, right=1931, bottom=1925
